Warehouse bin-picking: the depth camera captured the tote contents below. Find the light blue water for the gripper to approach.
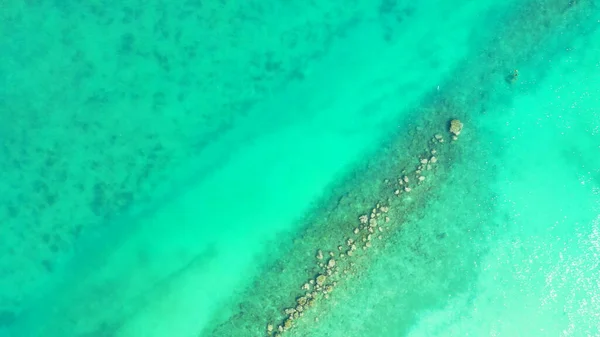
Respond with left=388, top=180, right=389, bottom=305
left=1, top=0, right=599, bottom=336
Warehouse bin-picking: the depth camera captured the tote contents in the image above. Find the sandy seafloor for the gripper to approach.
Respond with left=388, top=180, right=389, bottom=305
left=1, top=0, right=599, bottom=336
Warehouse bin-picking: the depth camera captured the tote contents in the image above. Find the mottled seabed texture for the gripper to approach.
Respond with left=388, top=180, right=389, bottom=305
left=0, top=0, right=599, bottom=336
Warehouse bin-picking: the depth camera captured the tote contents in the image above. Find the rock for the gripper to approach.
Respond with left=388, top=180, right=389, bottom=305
left=449, top=119, right=463, bottom=135
left=507, top=69, right=519, bottom=83
left=297, top=296, right=307, bottom=306
left=327, top=258, right=336, bottom=268
left=359, top=215, right=368, bottom=224
left=316, top=274, right=327, bottom=286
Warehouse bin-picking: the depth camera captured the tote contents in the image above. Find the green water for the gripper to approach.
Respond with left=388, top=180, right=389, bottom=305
left=1, top=0, right=599, bottom=336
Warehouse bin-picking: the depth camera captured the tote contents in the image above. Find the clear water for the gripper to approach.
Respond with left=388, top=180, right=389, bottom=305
left=1, top=0, right=599, bottom=336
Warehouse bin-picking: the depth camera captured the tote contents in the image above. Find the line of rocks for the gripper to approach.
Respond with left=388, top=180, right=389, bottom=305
left=265, top=120, right=462, bottom=336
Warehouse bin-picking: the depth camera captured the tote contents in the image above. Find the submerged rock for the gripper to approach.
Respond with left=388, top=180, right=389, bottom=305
left=316, top=250, right=323, bottom=260
left=449, top=119, right=463, bottom=135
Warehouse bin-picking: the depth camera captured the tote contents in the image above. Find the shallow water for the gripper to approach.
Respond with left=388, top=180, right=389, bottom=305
left=1, top=0, right=599, bottom=336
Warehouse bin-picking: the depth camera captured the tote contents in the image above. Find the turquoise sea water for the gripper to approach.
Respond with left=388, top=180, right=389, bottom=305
left=1, top=0, right=599, bottom=336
